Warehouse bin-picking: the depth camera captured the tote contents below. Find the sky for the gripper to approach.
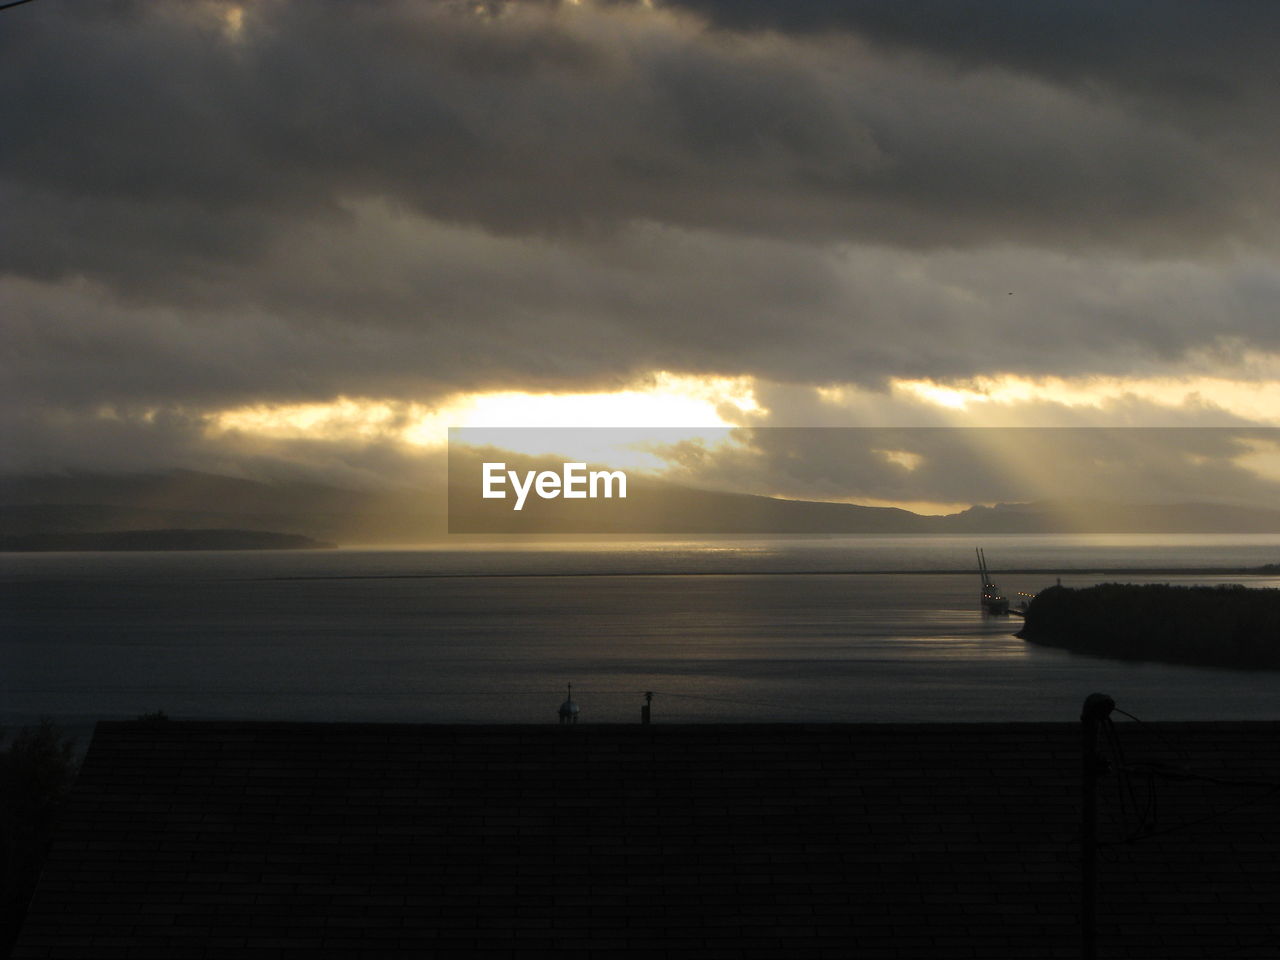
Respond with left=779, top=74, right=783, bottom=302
left=4, top=0, right=1280, bottom=510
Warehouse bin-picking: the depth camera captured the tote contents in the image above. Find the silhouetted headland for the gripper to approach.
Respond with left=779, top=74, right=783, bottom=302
left=1018, top=582, right=1280, bottom=668
left=0, top=528, right=335, bottom=552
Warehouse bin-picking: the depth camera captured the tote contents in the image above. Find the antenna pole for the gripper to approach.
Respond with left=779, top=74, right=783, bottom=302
left=1080, top=693, right=1114, bottom=960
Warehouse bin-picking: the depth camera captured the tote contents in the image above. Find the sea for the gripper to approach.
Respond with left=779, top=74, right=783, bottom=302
left=3, top=534, right=1279, bottom=745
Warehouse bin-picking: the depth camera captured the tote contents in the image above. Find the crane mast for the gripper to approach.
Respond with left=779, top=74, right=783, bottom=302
left=976, top=547, right=1010, bottom=615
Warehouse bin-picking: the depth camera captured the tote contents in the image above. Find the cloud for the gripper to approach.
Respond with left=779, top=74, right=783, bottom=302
left=0, top=390, right=446, bottom=489
left=663, top=0, right=1280, bottom=107
left=4, top=0, right=1274, bottom=282
left=647, top=426, right=1280, bottom=510
left=7, top=222, right=1279, bottom=414
left=3, top=0, right=1279, bottom=481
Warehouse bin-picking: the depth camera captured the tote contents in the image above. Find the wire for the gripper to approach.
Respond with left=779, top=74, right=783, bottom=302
left=1099, top=703, right=1280, bottom=847
left=1101, top=779, right=1280, bottom=846
left=1106, top=716, right=1160, bottom=843
left=1119, top=763, right=1280, bottom=790
left=1104, top=717, right=1143, bottom=833
left=1112, top=706, right=1192, bottom=768
left=0, top=0, right=41, bottom=11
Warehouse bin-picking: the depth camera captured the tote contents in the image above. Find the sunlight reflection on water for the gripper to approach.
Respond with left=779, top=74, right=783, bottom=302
left=3, top=535, right=1278, bottom=727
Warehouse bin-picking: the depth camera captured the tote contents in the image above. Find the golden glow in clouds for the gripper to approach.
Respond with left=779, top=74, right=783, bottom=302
left=893, top=371, right=1280, bottom=423
left=211, top=373, right=760, bottom=470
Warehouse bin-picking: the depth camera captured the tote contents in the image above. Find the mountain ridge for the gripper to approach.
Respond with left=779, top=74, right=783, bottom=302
left=3, top=470, right=1280, bottom=542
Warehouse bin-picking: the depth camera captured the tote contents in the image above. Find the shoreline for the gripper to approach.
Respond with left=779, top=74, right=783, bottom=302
left=256, top=565, right=1280, bottom=581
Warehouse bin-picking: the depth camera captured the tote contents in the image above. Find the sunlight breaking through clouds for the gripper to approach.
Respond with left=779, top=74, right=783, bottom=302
left=891, top=365, right=1280, bottom=424
left=9, top=0, right=1280, bottom=491
left=209, top=373, right=761, bottom=456
left=205, top=363, right=1280, bottom=457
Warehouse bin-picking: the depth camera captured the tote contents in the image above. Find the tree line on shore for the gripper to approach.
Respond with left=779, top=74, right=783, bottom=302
left=1018, top=582, right=1280, bottom=669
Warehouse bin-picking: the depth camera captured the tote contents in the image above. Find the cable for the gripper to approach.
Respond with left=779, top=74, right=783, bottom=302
left=1119, top=763, right=1280, bottom=790
left=1101, top=778, right=1280, bottom=846
left=1112, top=706, right=1192, bottom=768
left=1099, top=704, right=1280, bottom=847
left=1103, top=716, right=1144, bottom=835
left=0, top=0, right=40, bottom=11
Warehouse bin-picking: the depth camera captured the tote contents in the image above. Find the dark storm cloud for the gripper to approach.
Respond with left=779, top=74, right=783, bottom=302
left=8, top=224, right=1279, bottom=415
left=663, top=0, right=1279, bottom=104
left=3, top=0, right=1273, bottom=291
left=3, top=0, right=1279, bottom=480
left=574, top=0, right=1280, bottom=140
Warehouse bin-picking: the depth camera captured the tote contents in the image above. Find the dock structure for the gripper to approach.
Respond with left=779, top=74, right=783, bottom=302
left=13, top=719, right=1280, bottom=959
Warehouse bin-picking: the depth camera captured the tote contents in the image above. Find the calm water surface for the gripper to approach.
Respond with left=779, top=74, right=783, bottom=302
left=3, top=535, right=1278, bottom=733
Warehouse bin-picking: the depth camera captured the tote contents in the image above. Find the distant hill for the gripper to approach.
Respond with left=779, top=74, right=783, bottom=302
left=3, top=469, right=1280, bottom=543
left=447, top=467, right=935, bottom=534
left=0, top=470, right=442, bottom=544
left=448, top=449, right=1280, bottom=534
left=942, top=498, right=1280, bottom=534
left=0, top=529, right=334, bottom=552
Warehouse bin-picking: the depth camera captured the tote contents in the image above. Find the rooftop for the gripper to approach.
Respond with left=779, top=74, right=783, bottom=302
left=14, top=720, right=1280, bottom=958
